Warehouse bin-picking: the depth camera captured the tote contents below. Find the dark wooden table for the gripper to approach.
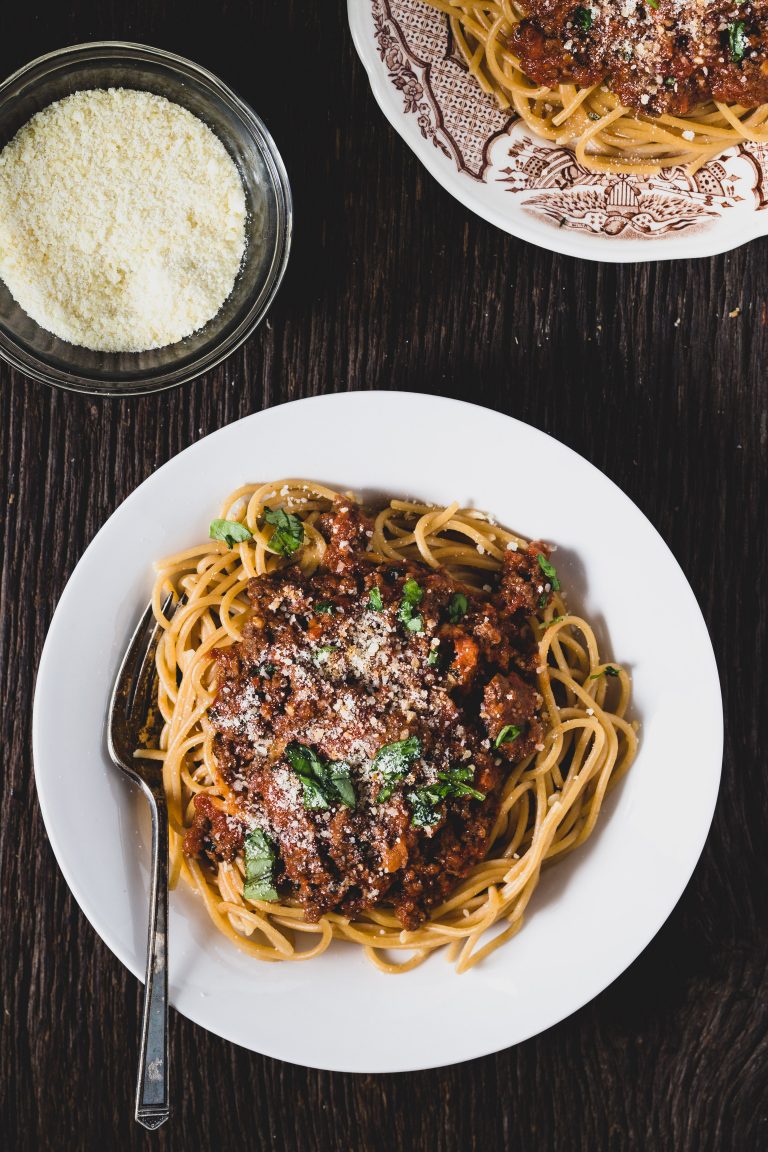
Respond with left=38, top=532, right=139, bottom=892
left=2, top=3, right=767, bottom=1150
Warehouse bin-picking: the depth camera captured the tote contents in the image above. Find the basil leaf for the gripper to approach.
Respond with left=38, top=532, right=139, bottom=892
left=427, top=648, right=439, bottom=667
left=210, top=518, right=253, bottom=549
left=574, top=6, right=592, bottom=29
left=243, top=876, right=279, bottom=902
left=408, top=765, right=485, bottom=826
left=242, top=829, right=278, bottom=902
left=589, top=665, right=620, bottom=679
left=407, top=788, right=442, bottom=828
left=729, top=21, right=747, bottom=62
left=537, top=553, right=561, bottom=592
left=373, top=736, right=421, bottom=773
left=264, top=506, right=305, bottom=557
left=257, top=662, right=276, bottom=678
left=328, top=761, right=356, bottom=809
left=313, top=644, right=337, bottom=665
left=402, top=578, right=424, bottom=606
left=314, top=601, right=335, bottom=615
left=285, top=742, right=356, bottom=809
left=437, top=767, right=485, bottom=801
left=646, top=0, right=658, bottom=9
left=369, top=586, right=384, bottom=611
left=298, top=776, right=330, bottom=809
left=285, top=742, right=323, bottom=778
left=494, top=724, right=521, bottom=748
left=373, top=736, right=421, bottom=801
left=447, top=592, right=468, bottom=623
left=398, top=578, right=424, bottom=633
left=286, top=742, right=331, bottom=809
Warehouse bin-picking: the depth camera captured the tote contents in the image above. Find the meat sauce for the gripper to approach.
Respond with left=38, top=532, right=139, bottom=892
left=510, top=0, right=768, bottom=116
left=184, top=504, right=554, bottom=930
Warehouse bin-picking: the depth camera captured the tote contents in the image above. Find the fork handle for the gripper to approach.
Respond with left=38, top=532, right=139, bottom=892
left=135, top=784, right=170, bottom=1130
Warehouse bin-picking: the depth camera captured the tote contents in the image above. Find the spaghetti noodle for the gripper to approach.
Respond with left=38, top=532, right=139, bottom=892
left=144, top=481, right=637, bottom=973
left=422, top=0, right=768, bottom=175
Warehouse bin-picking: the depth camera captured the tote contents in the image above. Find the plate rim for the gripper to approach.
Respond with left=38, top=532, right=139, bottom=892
left=32, top=390, right=724, bottom=1071
left=347, top=0, right=768, bottom=263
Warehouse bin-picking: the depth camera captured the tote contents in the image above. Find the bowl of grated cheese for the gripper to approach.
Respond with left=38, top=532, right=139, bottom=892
left=0, top=42, right=292, bottom=395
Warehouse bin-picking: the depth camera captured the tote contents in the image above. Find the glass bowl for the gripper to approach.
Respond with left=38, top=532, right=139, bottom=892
left=0, top=42, right=292, bottom=396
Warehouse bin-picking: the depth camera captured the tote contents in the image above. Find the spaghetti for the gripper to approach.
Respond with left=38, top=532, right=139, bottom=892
left=145, top=480, right=637, bottom=973
left=422, top=0, right=768, bottom=175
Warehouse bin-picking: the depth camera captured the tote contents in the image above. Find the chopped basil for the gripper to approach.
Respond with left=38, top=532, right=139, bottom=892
left=314, top=601, right=335, bottom=615
left=285, top=742, right=356, bottom=809
left=408, top=765, right=485, bottom=828
left=210, top=518, right=253, bottom=548
left=537, top=553, right=561, bottom=592
left=285, top=742, right=326, bottom=801
left=264, top=506, right=305, bottom=557
left=402, top=578, right=423, bottom=604
left=447, top=592, right=468, bottom=623
left=664, top=76, right=676, bottom=89
left=313, top=644, right=337, bottom=665
left=494, top=724, right=521, bottom=748
left=427, top=648, right=439, bottom=667
left=328, top=761, right=356, bottom=809
left=398, top=577, right=424, bottom=634
left=299, top=775, right=330, bottom=809
left=646, top=0, right=659, bottom=9
left=437, top=764, right=485, bottom=801
left=574, top=6, right=592, bottom=29
left=242, top=829, right=278, bottom=902
left=368, top=586, right=384, bottom=611
left=729, top=21, right=747, bottom=62
left=257, top=662, right=276, bottom=678
left=373, top=736, right=422, bottom=801
left=589, top=665, right=621, bottom=679
left=407, top=787, right=442, bottom=828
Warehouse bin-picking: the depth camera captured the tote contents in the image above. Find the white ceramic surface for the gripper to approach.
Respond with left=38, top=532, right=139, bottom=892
left=348, top=0, right=768, bottom=263
left=33, top=391, right=722, bottom=1071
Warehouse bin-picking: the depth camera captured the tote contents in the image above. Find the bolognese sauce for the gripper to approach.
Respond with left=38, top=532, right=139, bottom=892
left=184, top=503, right=555, bottom=931
left=510, top=0, right=768, bottom=116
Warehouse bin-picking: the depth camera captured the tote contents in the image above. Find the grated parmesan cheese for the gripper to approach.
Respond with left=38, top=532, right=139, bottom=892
left=0, top=88, right=247, bottom=352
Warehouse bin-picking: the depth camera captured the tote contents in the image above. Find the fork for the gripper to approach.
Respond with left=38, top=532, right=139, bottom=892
left=107, top=593, right=176, bottom=1130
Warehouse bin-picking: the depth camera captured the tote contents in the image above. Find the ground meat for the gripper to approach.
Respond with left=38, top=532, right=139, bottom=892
left=481, top=673, right=545, bottom=761
left=508, top=0, right=768, bottom=117
left=185, top=502, right=551, bottom=930
left=184, top=794, right=244, bottom=863
left=497, top=541, right=552, bottom=618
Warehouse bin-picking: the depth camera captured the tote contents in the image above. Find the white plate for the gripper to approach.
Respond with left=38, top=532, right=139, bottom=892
left=348, top=0, right=768, bottom=262
left=33, top=392, right=722, bottom=1072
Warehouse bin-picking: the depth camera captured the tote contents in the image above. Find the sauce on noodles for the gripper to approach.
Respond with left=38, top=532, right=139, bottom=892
left=423, top=0, right=768, bottom=175
left=147, top=482, right=638, bottom=973
left=511, top=0, right=768, bottom=116
left=185, top=501, right=550, bottom=930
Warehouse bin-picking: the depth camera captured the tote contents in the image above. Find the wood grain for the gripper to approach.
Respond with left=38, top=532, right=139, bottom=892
left=1, top=3, right=767, bottom=1150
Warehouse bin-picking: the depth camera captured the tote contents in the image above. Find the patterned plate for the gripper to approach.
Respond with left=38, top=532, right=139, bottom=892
left=348, top=0, right=768, bottom=261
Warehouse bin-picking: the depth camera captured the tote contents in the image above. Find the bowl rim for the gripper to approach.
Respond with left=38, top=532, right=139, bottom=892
left=0, top=40, right=293, bottom=397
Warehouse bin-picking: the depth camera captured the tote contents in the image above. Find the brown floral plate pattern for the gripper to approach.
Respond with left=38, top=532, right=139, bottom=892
left=348, top=0, right=768, bottom=261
